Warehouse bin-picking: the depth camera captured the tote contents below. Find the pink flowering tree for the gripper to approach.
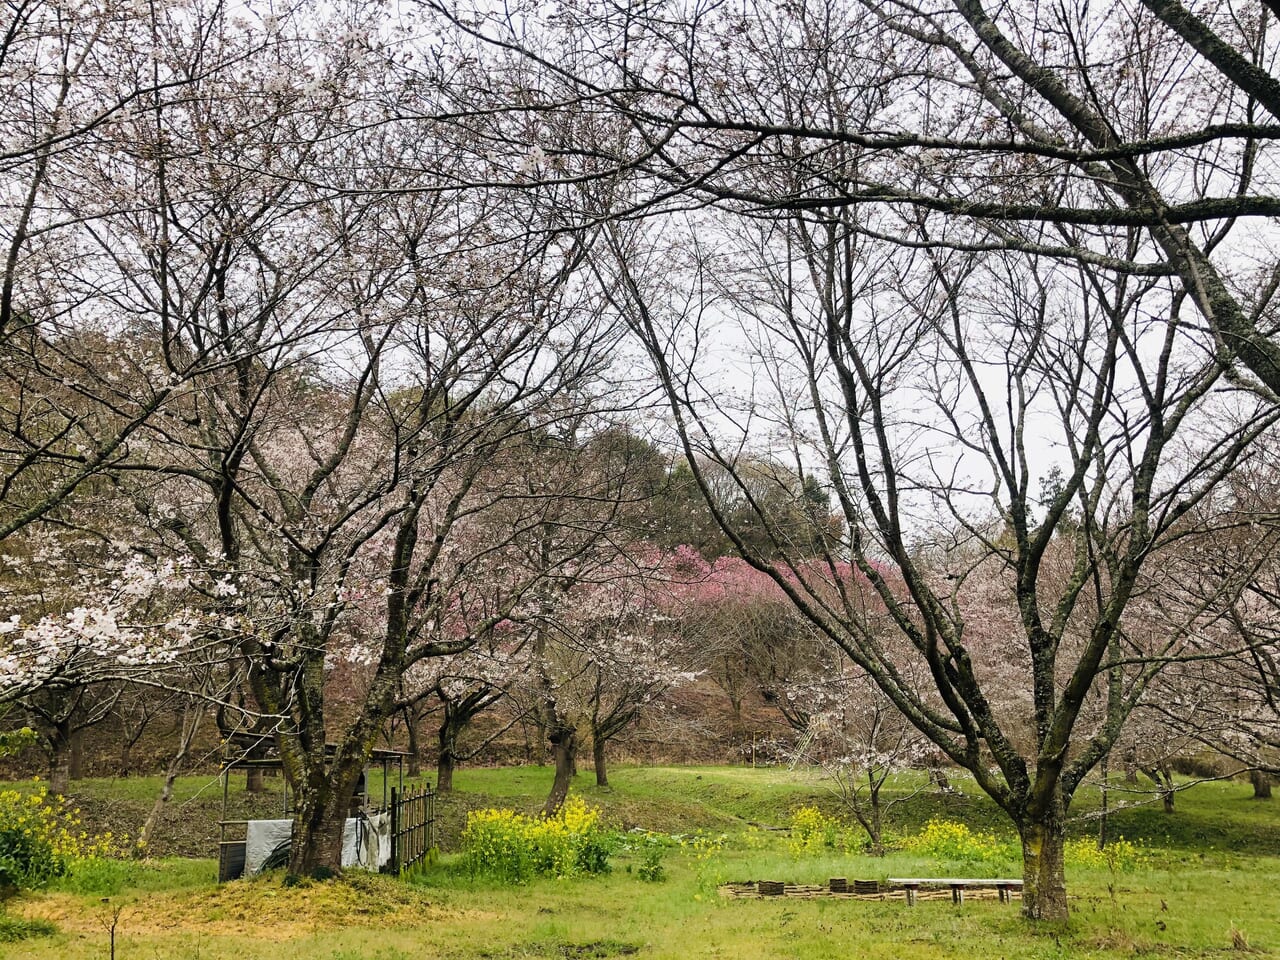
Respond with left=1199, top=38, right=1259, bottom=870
left=522, top=541, right=703, bottom=812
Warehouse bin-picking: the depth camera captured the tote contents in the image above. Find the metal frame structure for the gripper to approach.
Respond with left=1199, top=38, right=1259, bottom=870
left=216, top=733, right=409, bottom=881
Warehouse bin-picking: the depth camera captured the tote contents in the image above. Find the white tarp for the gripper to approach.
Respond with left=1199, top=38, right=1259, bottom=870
left=244, top=819, right=293, bottom=875
left=244, top=814, right=391, bottom=875
left=363, top=811, right=392, bottom=871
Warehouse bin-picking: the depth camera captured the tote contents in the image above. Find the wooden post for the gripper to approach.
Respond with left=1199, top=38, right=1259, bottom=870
left=427, top=786, right=435, bottom=850
left=389, top=786, right=399, bottom=875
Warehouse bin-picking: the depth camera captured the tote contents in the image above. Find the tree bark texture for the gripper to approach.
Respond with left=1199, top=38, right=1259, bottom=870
left=544, top=725, right=578, bottom=816
left=47, top=720, right=72, bottom=795
left=1019, top=816, right=1068, bottom=921
left=593, top=736, right=608, bottom=788
left=436, top=749, right=456, bottom=793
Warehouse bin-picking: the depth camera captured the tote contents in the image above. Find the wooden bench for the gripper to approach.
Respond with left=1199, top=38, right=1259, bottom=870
left=887, top=877, right=1023, bottom=906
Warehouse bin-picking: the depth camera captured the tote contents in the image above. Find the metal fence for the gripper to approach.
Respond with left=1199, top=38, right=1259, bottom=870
left=386, top=784, right=435, bottom=874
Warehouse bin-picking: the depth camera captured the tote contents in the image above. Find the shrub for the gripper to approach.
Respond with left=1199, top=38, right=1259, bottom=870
left=635, top=836, right=667, bottom=883
left=788, top=806, right=843, bottom=855
left=1064, top=836, right=1146, bottom=871
left=902, top=818, right=1014, bottom=866
left=616, top=830, right=670, bottom=882
left=0, top=786, right=125, bottom=902
left=462, top=796, right=613, bottom=882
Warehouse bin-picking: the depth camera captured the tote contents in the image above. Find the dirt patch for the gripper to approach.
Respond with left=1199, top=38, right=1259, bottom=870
left=62, top=781, right=296, bottom=858
left=18, top=872, right=491, bottom=940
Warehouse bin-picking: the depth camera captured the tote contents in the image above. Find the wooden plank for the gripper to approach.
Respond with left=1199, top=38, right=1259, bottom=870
left=887, top=878, right=1022, bottom=885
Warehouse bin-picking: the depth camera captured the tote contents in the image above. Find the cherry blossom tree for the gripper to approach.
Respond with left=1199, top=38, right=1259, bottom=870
left=509, top=424, right=703, bottom=812
left=1, top=0, right=637, bottom=874
left=596, top=200, right=1279, bottom=918
left=0, top=0, right=283, bottom=541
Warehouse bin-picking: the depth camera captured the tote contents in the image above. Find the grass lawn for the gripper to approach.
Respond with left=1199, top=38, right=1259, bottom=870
left=2, top=765, right=1278, bottom=959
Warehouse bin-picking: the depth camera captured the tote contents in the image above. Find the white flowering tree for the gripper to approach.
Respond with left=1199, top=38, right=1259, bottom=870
left=519, top=506, right=703, bottom=812
left=411, top=634, right=532, bottom=792
left=0, top=0, right=282, bottom=542
left=0, top=519, right=227, bottom=792
left=0, top=0, right=635, bottom=875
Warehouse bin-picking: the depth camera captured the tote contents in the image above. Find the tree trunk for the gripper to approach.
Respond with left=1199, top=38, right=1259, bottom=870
left=866, top=782, right=885, bottom=856
left=245, top=766, right=265, bottom=793
left=140, top=704, right=203, bottom=853
left=1251, top=770, right=1272, bottom=800
left=728, top=693, right=744, bottom=743
left=436, top=717, right=461, bottom=793
left=1143, top=766, right=1176, bottom=813
left=281, top=724, right=369, bottom=877
left=118, top=740, right=134, bottom=778
left=1018, top=816, right=1068, bottom=921
left=1098, top=755, right=1110, bottom=849
left=140, top=775, right=179, bottom=852
left=68, top=729, right=84, bottom=781
left=406, top=711, right=422, bottom=779
left=47, top=720, right=72, bottom=795
left=287, top=794, right=348, bottom=877
left=593, top=736, right=608, bottom=787
left=436, top=750, right=456, bottom=793
left=521, top=716, right=536, bottom=763
left=544, top=725, right=578, bottom=816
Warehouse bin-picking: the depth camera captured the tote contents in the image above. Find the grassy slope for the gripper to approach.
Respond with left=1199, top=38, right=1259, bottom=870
left=4, top=765, right=1279, bottom=959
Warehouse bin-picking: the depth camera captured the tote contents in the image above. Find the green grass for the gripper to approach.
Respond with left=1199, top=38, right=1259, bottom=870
left=3, top=765, right=1279, bottom=959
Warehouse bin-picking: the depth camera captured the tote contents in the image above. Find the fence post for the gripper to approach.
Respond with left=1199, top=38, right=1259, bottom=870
left=427, top=785, right=435, bottom=851
left=389, top=786, right=399, bottom=875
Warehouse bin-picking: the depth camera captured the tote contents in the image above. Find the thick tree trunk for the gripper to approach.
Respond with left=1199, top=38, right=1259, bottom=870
left=436, top=750, right=456, bottom=793
left=245, top=767, right=265, bottom=793
left=1252, top=770, right=1272, bottom=799
left=593, top=736, right=608, bottom=787
left=287, top=796, right=348, bottom=877
left=283, top=736, right=368, bottom=877
left=1018, top=817, right=1068, bottom=921
left=544, top=725, right=578, bottom=816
